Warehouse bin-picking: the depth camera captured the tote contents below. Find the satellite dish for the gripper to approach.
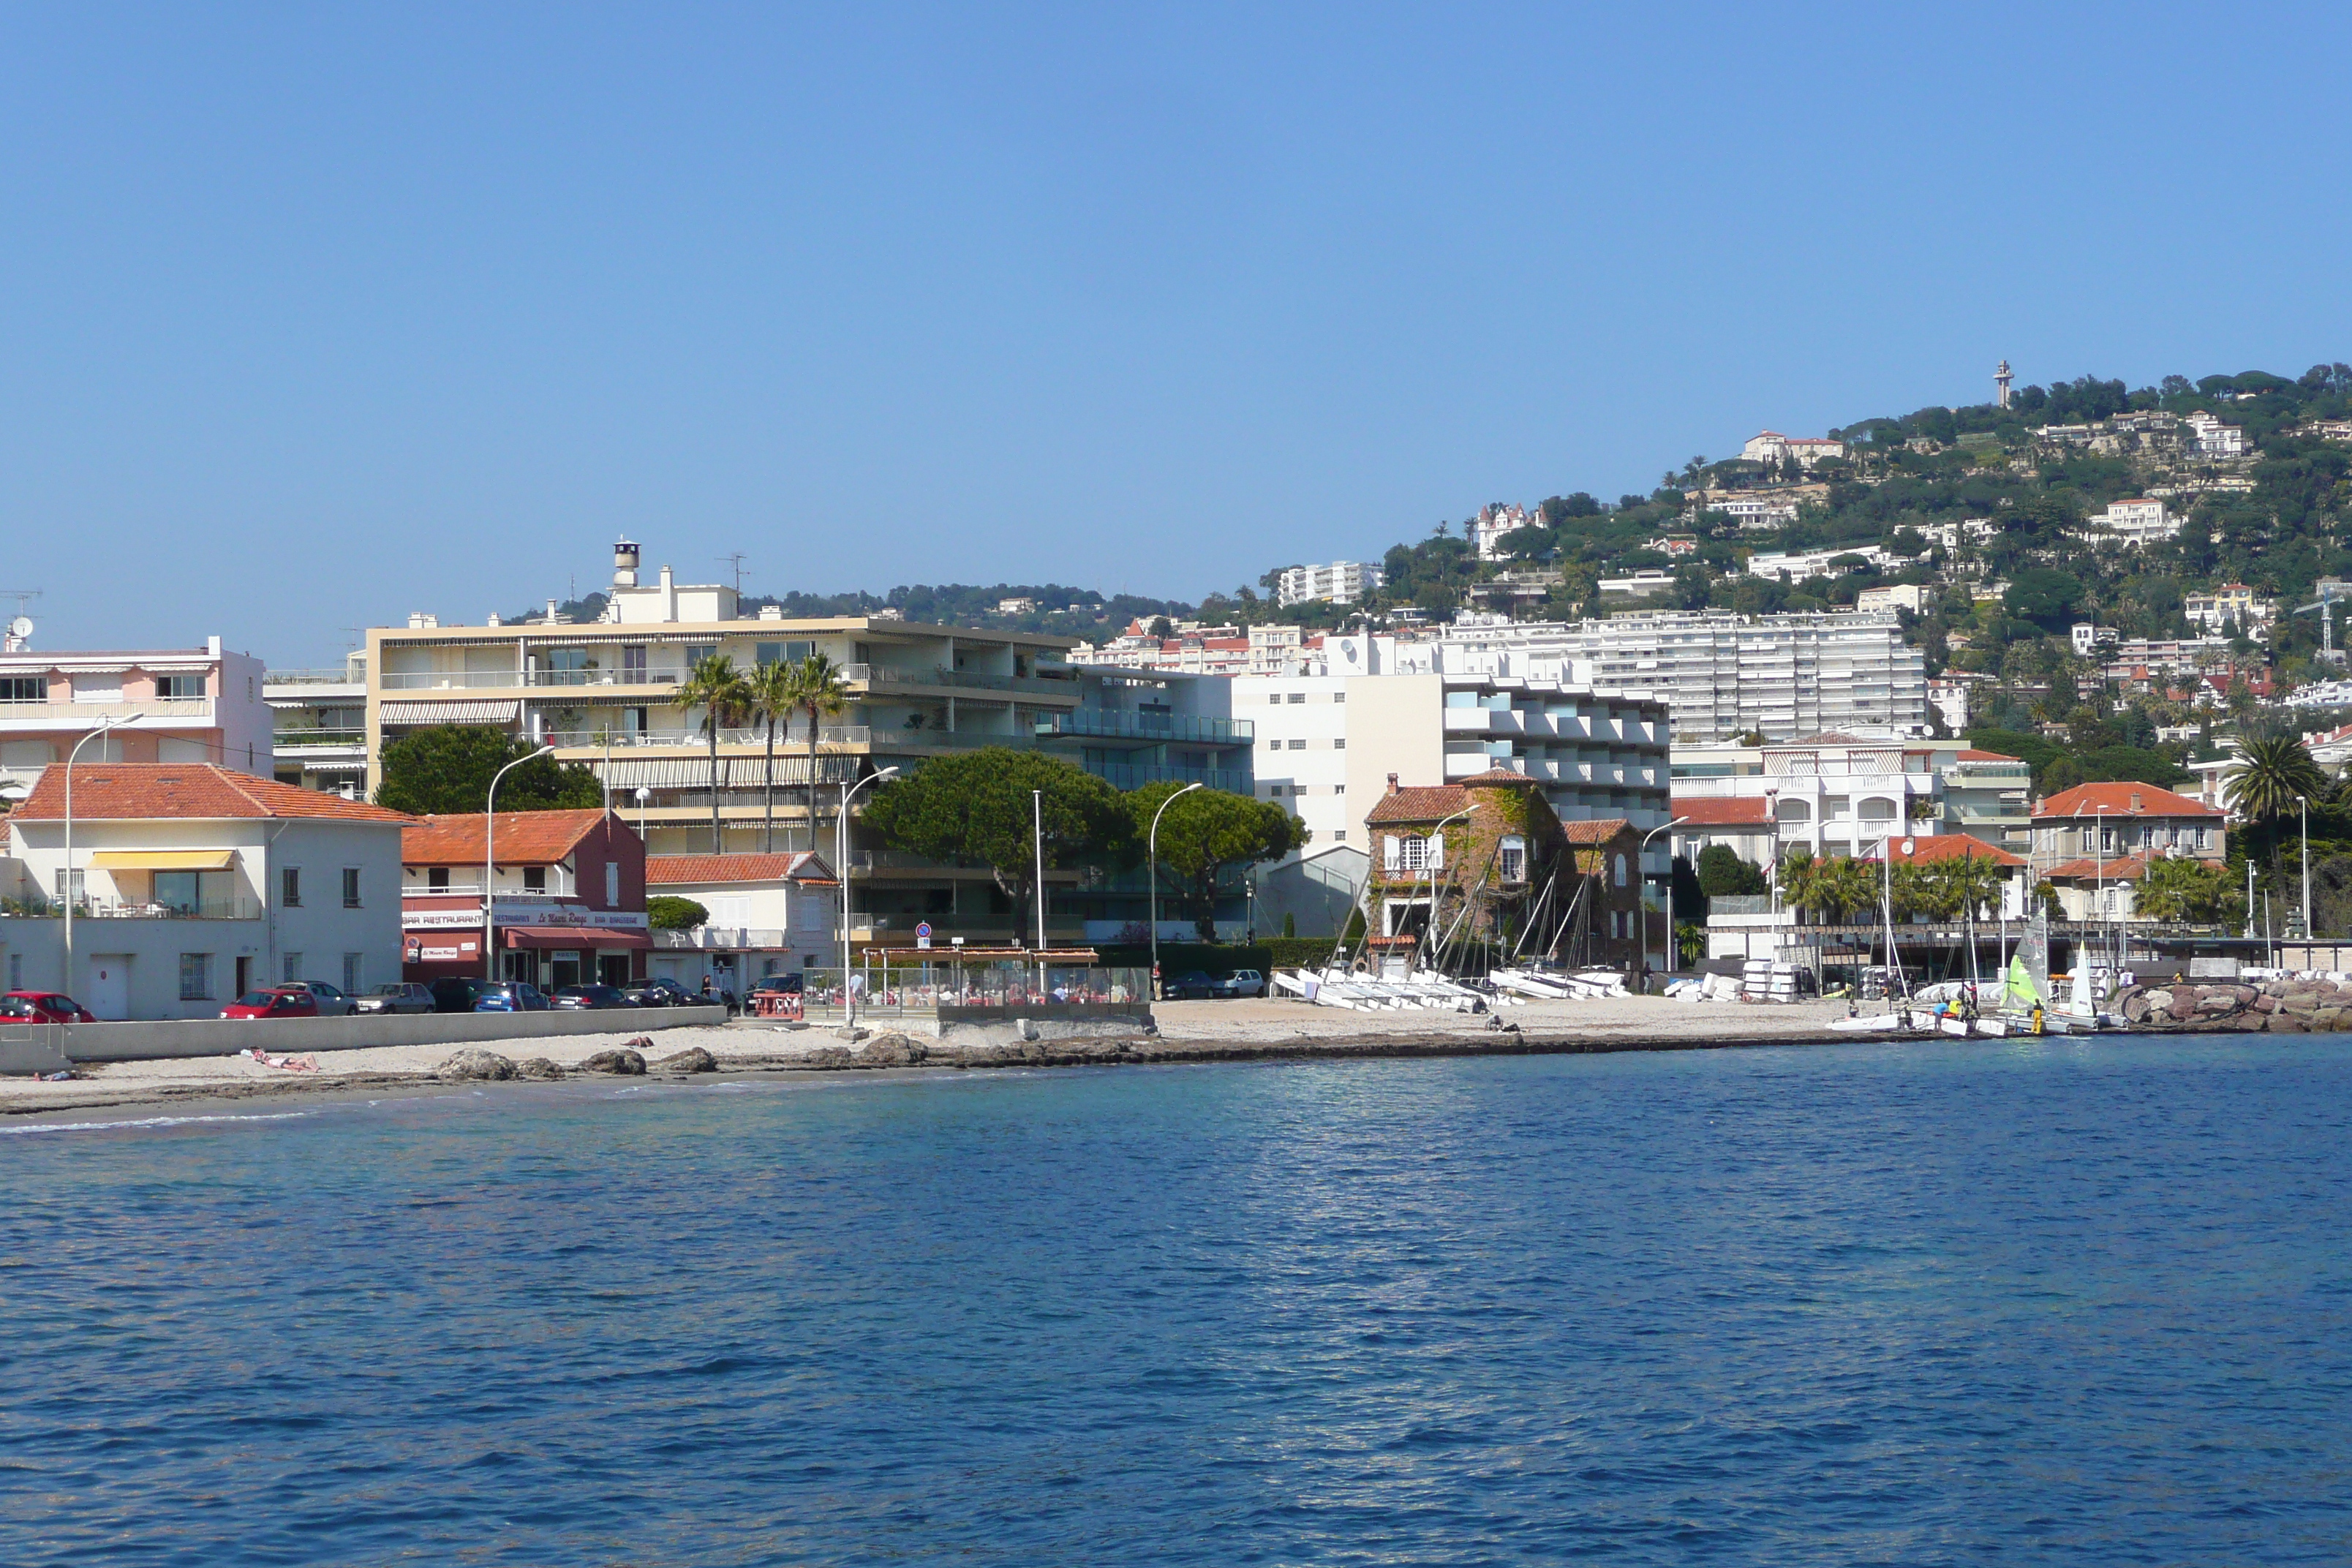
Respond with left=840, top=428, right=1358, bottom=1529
left=7, top=617, right=29, bottom=638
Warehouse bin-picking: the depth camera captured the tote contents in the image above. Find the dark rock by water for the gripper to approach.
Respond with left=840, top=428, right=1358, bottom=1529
left=436, top=1049, right=516, bottom=1082
left=581, top=1048, right=647, bottom=1076
left=655, top=1046, right=718, bottom=1073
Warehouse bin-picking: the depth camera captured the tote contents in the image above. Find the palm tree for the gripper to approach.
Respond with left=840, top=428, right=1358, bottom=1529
left=674, top=653, right=752, bottom=853
left=745, top=658, right=799, bottom=854
left=1817, top=856, right=1877, bottom=924
left=793, top=652, right=852, bottom=854
left=2225, top=734, right=2326, bottom=900
left=1778, top=848, right=1820, bottom=921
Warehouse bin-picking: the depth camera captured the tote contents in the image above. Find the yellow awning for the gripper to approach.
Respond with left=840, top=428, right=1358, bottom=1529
left=88, top=850, right=238, bottom=871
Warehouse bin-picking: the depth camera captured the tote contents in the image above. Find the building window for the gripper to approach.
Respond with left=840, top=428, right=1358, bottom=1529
left=1333, top=692, right=1346, bottom=704
left=1614, top=853, right=1628, bottom=888
left=281, top=867, right=301, bottom=908
left=1384, top=834, right=1401, bottom=871
left=1333, top=783, right=1343, bottom=794
left=179, top=953, right=212, bottom=1000
left=342, top=868, right=362, bottom=908
left=429, top=867, right=451, bottom=890
left=1403, top=835, right=1426, bottom=872
left=0, top=676, right=42, bottom=702
left=1333, top=829, right=1346, bottom=842
left=606, top=862, right=621, bottom=905
left=1500, top=836, right=1526, bottom=883
left=158, top=674, right=206, bottom=699
left=282, top=952, right=304, bottom=984
left=1333, top=738, right=1346, bottom=749
left=1267, top=783, right=1284, bottom=797
left=1289, top=739, right=1306, bottom=750
left=343, top=953, right=364, bottom=994
left=524, top=866, right=548, bottom=892
left=1288, top=693, right=1306, bottom=704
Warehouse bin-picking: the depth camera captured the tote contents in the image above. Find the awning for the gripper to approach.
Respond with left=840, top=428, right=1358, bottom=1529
left=380, top=698, right=522, bottom=725
left=502, top=926, right=654, bottom=950
left=88, top=850, right=238, bottom=871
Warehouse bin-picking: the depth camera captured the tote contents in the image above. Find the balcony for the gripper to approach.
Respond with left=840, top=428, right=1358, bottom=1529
left=539, top=725, right=873, bottom=750
left=654, top=927, right=793, bottom=951
left=272, top=728, right=366, bottom=750
left=0, top=698, right=215, bottom=728
left=1086, top=762, right=1252, bottom=792
left=1036, top=710, right=1252, bottom=745
left=2, top=897, right=263, bottom=921
left=380, top=668, right=687, bottom=691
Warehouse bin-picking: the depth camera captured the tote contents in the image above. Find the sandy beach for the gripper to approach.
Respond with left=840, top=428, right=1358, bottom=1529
left=0, top=995, right=1863, bottom=1119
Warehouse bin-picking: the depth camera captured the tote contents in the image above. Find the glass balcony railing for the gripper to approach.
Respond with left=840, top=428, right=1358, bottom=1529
left=1085, top=762, right=1253, bottom=793
left=1036, top=711, right=1253, bottom=744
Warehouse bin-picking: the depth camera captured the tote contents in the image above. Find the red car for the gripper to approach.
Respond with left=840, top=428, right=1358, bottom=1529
left=1, top=991, right=99, bottom=1024
left=220, top=988, right=321, bottom=1020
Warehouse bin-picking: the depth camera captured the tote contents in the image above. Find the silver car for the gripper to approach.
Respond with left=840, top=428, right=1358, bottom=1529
left=353, top=981, right=435, bottom=1015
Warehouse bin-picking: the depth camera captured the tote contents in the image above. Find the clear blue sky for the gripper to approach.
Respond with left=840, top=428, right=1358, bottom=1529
left=4, top=4, right=2349, bottom=663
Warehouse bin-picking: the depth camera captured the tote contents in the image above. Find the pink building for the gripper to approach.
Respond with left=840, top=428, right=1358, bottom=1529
left=0, top=636, right=273, bottom=804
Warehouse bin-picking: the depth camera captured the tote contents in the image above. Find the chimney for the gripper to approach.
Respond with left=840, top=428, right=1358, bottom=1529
left=2130, top=792, right=2143, bottom=810
left=758, top=604, right=783, bottom=621
left=546, top=599, right=562, bottom=625
left=1387, top=773, right=1400, bottom=795
left=407, top=611, right=439, bottom=630
left=486, top=612, right=502, bottom=627
left=613, top=538, right=641, bottom=589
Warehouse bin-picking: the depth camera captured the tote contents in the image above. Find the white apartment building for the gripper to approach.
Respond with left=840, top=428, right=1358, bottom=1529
left=2185, top=411, right=2252, bottom=459
left=1918, top=518, right=1997, bottom=551
left=0, top=635, right=272, bottom=804
left=1324, top=611, right=1926, bottom=742
left=1746, top=545, right=1895, bottom=583
left=266, top=655, right=369, bottom=796
left=1596, top=570, right=1680, bottom=599
left=1739, top=432, right=1847, bottom=472
left=1706, top=495, right=1802, bottom=531
left=1275, top=560, right=1385, bottom=607
left=1233, top=671, right=1672, bottom=936
left=2089, top=498, right=2177, bottom=545
left=1670, top=736, right=2033, bottom=863
left=1855, top=584, right=1930, bottom=614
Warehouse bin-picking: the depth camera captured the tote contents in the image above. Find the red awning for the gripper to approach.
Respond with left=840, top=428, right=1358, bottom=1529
left=502, top=926, right=655, bottom=950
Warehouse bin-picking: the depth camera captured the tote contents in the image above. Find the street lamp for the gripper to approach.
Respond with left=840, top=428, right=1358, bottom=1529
left=838, top=766, right=900, bottom=1025
left=484, top=745, right=556, bottom=982
left=2297, top=794, right=2310, bottom=946
left=60, top=714, right=143, bottom=995
left=1636, top=815, right=1690, bottom=992
left=1147, top=781, right=1204, bottom=999
left=1411, top=807, right=1474, bottom=976
left=2092, top=802, right=2108, bottom=993
left=1763, top=787, right=1781, bottom=916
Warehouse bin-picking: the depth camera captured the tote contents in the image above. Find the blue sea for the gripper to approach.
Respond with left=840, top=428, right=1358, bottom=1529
left=3, top=1037, right=2348, bottom=1565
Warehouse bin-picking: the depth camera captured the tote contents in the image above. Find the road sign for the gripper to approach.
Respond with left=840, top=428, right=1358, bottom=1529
left=916, top=921, right=932, bottom=950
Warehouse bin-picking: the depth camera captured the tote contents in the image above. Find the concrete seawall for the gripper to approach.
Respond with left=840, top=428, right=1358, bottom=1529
left=5, top=1005, right=728, bottom=1066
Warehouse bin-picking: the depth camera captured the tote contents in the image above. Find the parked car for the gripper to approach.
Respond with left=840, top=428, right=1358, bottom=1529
left=3, top=990, right=99, bottom=1024
left=551, top=984, right=638, bottom=1011
left=750, top=973, right=804, bottom=998
left=473, top=981, right=552, bottom=1012
left=625, top=978, right=697, bottom=1009
left=1162, top=970, right=1223, bottom=1000
left=430, top=977, right=492, bottom=1014
left=285, top=981, right=359, bottom=1017
left=354, top=982, right=436, bottom=1015
left=221, top=988, right=320, bottom=1020
left=1219, top=969, right=1268, bottom=999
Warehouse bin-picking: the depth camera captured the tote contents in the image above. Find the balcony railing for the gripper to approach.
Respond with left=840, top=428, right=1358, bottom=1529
left=1036, top=710, right=1252, bottom=745
left=1085, top=763, right=1253, bottom=793
left=0, top=698, right=214, bottom=721
left=272, top=729, right=367, bottom=747
left=1, top=897, right=262, bottom=921
left=264, top=668, right=366, bottom=686
left=537, top=726, right=872, bottom=750
left=380, top=668, right=688, bottom=690
left=654, top=927, right=794, bottom=950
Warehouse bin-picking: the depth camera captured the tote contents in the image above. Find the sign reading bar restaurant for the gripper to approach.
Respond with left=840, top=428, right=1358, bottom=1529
left=401, top=898, right=650, bottom=932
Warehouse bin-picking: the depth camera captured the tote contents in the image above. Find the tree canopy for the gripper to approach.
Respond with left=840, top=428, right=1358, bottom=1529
left=377, top=725, right=603, bottom=815
left=862, top=748, right=1131, bottom=931
left=1126, top=782, right=1306, bottom=938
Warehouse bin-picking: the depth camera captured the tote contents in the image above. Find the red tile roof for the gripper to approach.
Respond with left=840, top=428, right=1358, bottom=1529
left=2033, top=782, right=2220, bottom=820
left=403, top=809, right=613, bottom=867
left=12, top=764, right=412, bottom=823
left=1672, top=796, right=1771, bottom=826
left=1956, top=748, right=2023, bottom=762
left=1459, top=766, right=1542, bottom=787
left=1562, top=817, right=1634, bottom=844
left=647, top=852, right=834, bottom=886
left=1365, top=785, right=1474, bottom=825
left=1862, top=832, right=2024, bottom=868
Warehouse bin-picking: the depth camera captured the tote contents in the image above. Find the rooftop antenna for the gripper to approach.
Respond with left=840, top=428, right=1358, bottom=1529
left=1, top=589, right=41, bottom=652
left=719, top=553, right=751, bottom=595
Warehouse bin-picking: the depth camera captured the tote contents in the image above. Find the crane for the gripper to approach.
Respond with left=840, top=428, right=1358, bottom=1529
left=2293, top=580, right=2351, bottom=665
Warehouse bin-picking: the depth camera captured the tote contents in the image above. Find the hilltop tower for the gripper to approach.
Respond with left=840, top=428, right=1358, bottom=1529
left=1995, top=360, right=2013, bottom=410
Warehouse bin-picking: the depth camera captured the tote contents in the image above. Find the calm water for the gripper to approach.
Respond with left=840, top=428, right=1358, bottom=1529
left=2, top=1038, right=2348, bottom=1566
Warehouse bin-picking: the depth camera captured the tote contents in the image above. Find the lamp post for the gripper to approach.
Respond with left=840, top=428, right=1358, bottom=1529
left=837, top=766, right=899, bottom=1025
left=633, top=785, right=651, bottom=847
left=1147, top=780, right=1203, bottom=999
left=60, top=713, right=143, bottom=995
left=483, top=744, right=556, bottom=982
left=1636, top=815, right=1690, bottom=993
left=1763, top=787, right=1781, bottom=916
left=2297, top=794, right=2310, bottom=946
